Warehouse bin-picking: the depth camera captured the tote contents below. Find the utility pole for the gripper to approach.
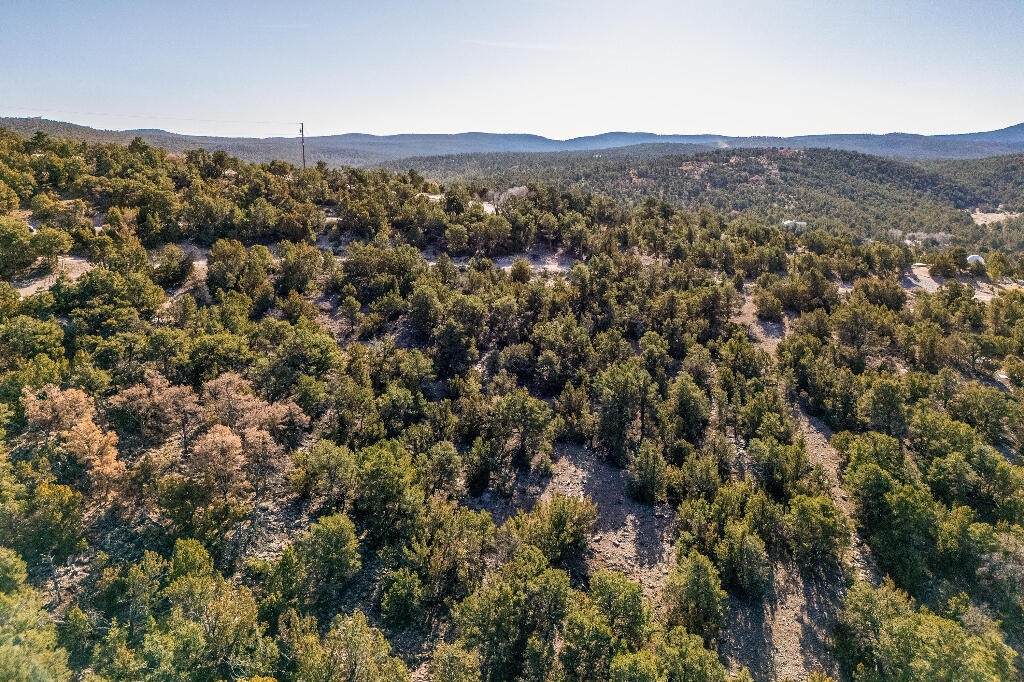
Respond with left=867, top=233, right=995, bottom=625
left=299, top=122, right=306, bottom=169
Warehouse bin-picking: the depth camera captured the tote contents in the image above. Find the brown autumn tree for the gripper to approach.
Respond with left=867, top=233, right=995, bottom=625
left=107, top=370, right=202, bottom=452
left=106, top=369, right=171, bottom=442
left=189, top=425, right=249, bottom=503
left=202, top=373, right=260, bottom=430
left=239, top=426, right=284, bottom=494
left=202, top=373, right=309, bottom=447
left=159, top=383, right=203, bottom=455
left=23, top=385, right=95, bottom=447
left=24, top=384, right=126, bottom=500
left=62, top=418, right=125, bottom=500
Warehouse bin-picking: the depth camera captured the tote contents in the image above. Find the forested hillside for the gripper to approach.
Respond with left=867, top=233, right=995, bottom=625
left=1, top=130, right=1024, bottom=681
left=923, top=153, right=1024, bottom=212
left=5, top=117, right=1024, bottom=168
left=384, top=147, right=990, bottom=241
left=0, top=118, right=384, bottom=167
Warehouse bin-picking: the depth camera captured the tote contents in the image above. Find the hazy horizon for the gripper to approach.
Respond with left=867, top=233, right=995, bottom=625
left=5, top=114, right=1024, bottom=141
left=4, top=0, right=1024, bottom=140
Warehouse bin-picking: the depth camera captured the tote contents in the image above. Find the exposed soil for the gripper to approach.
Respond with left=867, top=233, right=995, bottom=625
left=492, top=246, right=575, bottom=275
left=720, top=558, right=844, bottom=681
left=14, top=256, right=93, bottom=297
left=899, top=263, right=1023, bottom=302
left=970, top=209, right=1021, bottom=226
left=468, top=443, right=676, bottom=600
left=420, top=244, right=575, bottom=275
left=900, top=263, right=943, bottom=294
left=314, top=294, right=353, bottom=342
left=735, top=285, right=789, bottom=355
left=363, top=444, right=676, bottom=677
left=177, top=241, right=210, bottom=276
left=793, top=406, right=879, bottom=584
left=719, top=286, right=885, bottom=680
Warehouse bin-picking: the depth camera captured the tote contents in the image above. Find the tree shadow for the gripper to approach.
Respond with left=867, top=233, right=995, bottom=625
left=720, top=591, right=776, bottom=681
left=573, top=446, right=673, bottom=570
left=758, top=318, right=785, bottom=340
left=721, top=557, right=847, bottom=680
left=798, top=563, right=847, bottom=678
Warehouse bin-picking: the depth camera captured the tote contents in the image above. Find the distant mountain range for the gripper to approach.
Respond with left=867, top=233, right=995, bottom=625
left=3, top=117, right=1024, bottom=167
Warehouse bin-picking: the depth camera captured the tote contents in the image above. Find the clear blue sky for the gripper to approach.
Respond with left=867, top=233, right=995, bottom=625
left=3, top=0, right=1023, bottom=139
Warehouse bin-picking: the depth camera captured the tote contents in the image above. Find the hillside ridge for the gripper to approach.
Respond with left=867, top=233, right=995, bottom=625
left=4, top=116, right=1024, bottom=166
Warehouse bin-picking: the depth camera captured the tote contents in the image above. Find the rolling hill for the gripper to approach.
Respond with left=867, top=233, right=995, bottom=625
left=383, top=146, right=990, bottom=240
left=6, top=116, right=1024, bottom=243
left=921, top=153, right=1024, bottom=212
left=4, top=116, right=1024, bottom=167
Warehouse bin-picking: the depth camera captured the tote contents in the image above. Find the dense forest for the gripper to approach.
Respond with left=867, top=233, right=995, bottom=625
left=923, top=154, right=1024, bottom=213
left=381, top=147, right=1024, bottom=245
left=1, top=128, right=1024, bottom=681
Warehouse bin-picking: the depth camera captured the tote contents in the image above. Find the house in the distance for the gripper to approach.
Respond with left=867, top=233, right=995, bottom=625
left=782, top=219, right=808, bottom=228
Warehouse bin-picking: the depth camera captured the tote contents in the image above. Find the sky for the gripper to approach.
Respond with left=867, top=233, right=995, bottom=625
left=2, top=0, right=1023, bottom=140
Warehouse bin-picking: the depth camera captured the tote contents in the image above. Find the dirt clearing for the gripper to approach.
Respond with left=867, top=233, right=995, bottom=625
left=493, top=246, right=575, bottom=274
left=722, top=287, right=882, bottom=680
left=899, top=263, right=1023, bottom=302
left=970, top=209, right=1021, bottom=226
left=14, top=256, right=93, bottom=297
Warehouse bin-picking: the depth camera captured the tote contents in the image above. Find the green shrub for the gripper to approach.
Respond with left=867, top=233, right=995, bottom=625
left=714, top=521, right=770, bottom=596
left=754, top=288, right=783, bottom=322
left=381, top=567, right=425, bottom=626
left=837, top=580, right=1016, bottom=681
left=785, top=494, right=850, bottom=563
left=560, top=598, right=614, bottom=682
left=508, top=494, right=597, bottom=565
left=299, top=512, right=361, bottom=590
left=663, top=550, right=725, bottom=642
left=627, top=441, right=667, bottom=504
left=589, top=571, right=650, bottom=650
left=610, top=651, right=658, bottom=682
left=431, top=643, right=481, bottom=682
